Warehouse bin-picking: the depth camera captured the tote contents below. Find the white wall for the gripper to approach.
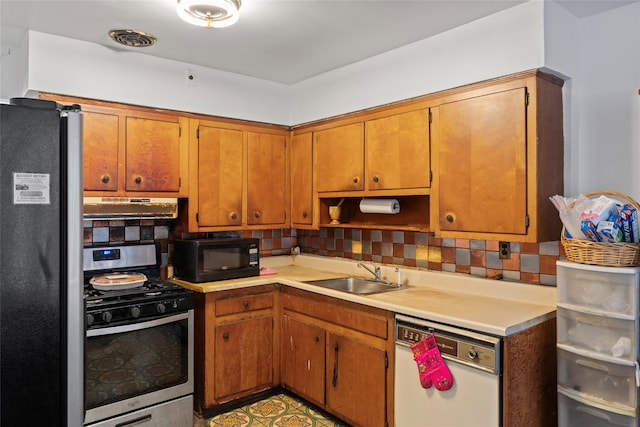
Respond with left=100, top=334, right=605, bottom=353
left=0, top=31, right=29, bottom=103
left=20, top=31, right=291, bottom=125
left=289, top=1, right=545, bottom=124
left=545, top=1, right=640, bottom=200
left=2, top=2, right=546, bottom=127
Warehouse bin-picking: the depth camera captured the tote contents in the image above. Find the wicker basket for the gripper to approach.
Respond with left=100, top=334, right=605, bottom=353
left=561, top=191, right=640, bottom=267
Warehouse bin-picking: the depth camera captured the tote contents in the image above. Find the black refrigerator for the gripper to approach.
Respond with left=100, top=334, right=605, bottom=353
left=1, top=98, right=84, bottom=426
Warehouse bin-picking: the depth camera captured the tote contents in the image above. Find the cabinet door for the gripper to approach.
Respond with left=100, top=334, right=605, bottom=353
left=214, top=316, right=274, bottom=402
left=83, top=111, right=119, bottom=191
left=197, top=126, right=243, bottom=227
left=366, top=109, right=430, bottom=190
left=314, top=123, right=364, bottom=192
left=281, top=315, right=325, bottom=406
left=247, top=132, right=287, bottom=226
left=437, top=87, right=527, bottom=234
left=291, top=133, right=313, bottom=225
left=326, top=332, right=387, bottom=427
left=125, top=116, right=181, bottom=192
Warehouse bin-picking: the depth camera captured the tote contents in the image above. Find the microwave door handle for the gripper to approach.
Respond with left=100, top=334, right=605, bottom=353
left=86, top=311, right=189, bottom=337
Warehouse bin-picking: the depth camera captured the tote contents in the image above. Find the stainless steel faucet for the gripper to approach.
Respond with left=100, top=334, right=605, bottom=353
left=357, top=262, right=403, bottom=288
left=357, top=262, right=381, bottom=281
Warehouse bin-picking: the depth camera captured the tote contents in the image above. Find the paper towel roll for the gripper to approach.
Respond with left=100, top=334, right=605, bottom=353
left=359, top=198, right=400, bottom=214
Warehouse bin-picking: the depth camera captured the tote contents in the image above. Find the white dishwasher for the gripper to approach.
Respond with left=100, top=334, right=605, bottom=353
left=395, top=314, right=502, bottom=427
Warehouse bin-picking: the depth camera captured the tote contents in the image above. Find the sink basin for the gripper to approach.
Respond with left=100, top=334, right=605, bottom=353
left=303, top=277, right=401, bottom=295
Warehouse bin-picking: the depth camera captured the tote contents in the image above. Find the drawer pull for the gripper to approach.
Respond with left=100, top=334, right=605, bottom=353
left=242, top=301, right=249, bottom=309
left=332, top=342, right=339, bottom=387
left=223, top=332, right=229, bottom=340
left=101, top=175, right=110, bottom=184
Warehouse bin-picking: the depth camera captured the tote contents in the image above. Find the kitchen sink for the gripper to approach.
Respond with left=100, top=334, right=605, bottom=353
left=303, top=277, right=401, bottom=295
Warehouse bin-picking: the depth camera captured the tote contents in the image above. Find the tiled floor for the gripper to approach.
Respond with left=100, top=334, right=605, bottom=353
left=196, top=392, right=348, bottom=427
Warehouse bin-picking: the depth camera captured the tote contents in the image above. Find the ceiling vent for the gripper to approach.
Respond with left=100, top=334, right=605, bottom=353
left=108, top=29, right=157, bottom=48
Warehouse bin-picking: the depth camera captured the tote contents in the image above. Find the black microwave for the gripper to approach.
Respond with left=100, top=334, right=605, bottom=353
left=173, top=238, right=260, bottom=283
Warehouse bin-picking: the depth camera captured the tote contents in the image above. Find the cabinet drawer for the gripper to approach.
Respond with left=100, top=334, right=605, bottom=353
left=558, top=387, right=638, bottom=427
left=558, top=346, right=638, bottom=408
left=215, top=292, right=274, bottom=316
left=557, top=261, right=639, bottom=316
left=557, top=307, right=637, bottom=362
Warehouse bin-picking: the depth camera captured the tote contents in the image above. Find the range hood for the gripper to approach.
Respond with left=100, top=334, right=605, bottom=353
left=83, top=197, right=178, bottom=220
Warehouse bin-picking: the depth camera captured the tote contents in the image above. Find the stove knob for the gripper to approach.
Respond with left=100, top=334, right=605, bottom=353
left=86, top=313, right=94, bottom=326
left=468, top=349, right=479, bottom=360
left=156, top=303, right=166, bottom=314
left=130, top=306, right=141, bottom=318
left=102, top=311, right=113, bottom=323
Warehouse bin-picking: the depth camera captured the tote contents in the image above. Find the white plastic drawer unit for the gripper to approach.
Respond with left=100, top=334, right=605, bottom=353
left=557, top=345, right=639, bottom=408
left=556, top=261, right=640, bottom=317
left=556, top=306, right=637, bottom=362
left=558, top=387, right=638, bottom=427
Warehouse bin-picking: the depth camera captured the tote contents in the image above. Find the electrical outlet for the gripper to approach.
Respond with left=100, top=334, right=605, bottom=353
left=185, top=68, right=196, bottom=86
left=499, top=241, right=511, bottom=259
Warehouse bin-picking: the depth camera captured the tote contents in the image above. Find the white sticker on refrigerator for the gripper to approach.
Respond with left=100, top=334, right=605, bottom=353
left=13, top=172, right=50, bottom=204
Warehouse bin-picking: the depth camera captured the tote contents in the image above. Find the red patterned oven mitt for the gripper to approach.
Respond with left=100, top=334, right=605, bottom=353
left=410, top=334, right=454, bottom=391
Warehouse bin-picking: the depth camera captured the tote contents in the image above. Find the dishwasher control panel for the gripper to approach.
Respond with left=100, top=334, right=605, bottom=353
left=396, top=317, right=500, bottom=374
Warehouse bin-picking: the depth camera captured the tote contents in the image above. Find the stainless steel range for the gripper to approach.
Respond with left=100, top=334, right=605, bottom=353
left=83, top=243, right=194, bottom=427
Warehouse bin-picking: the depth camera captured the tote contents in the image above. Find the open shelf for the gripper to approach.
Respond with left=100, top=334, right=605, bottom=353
left=318, top=195, right=431, bottom=232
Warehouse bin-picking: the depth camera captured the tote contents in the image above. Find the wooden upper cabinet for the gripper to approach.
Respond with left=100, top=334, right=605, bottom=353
left=185, top=119, right=289, bottom=232
left=39, top=94, right=188, bottom=197
left=437, top=87, right=527, bottom=234
left=314, top=123, right=364, bottom=192
left=365, top=109, right=430, bottom=191
left=82, top=111, right=119, bottom=191
left=290, top=132, right=313, bottom=226
left=247, top=132, right=287, bottom=226
left=125, top=115, right=182, bottom=192
left=432, top=72, right=564, bottom=242
left=197, top=125, right=243, bottom=227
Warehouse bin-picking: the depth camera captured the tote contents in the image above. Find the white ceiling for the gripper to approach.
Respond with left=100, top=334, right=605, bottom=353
left=0, top=0, right=636, bottom=85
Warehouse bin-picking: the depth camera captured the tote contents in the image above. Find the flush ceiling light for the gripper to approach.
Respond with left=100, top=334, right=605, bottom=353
left=177, top=0, right=241, bottom=28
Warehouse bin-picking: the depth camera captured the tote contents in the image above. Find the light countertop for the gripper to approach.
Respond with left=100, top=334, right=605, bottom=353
left=172, top=254, right=557, bottom=337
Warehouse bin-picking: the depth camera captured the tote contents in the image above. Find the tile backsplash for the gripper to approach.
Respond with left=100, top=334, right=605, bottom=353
left=84, top=221, right=560, bottom=286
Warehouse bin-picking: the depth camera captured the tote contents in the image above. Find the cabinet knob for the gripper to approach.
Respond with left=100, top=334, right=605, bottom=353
left=134, top=176, right=142, bottom=184
left=254, top=212, right=261, bottom=219
left=242, top=301, right=249, bottom=309
left=230, top=212, right=238, bottom=220
left=100, top=175, right=110, bottom=184
left=223, top=332, right=229, bottom=340
left=302, top=212, right=308, bottom=219
left=314, top=336, right=319, bottom=342
left=372, top=175, right=379, bottom=183
left=352, top=176, right=359, bottom=184
left=446, top=213, right=455, bottom=223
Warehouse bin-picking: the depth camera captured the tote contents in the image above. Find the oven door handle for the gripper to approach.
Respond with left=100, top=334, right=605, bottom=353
left=86, top=312, right=190, bottom=337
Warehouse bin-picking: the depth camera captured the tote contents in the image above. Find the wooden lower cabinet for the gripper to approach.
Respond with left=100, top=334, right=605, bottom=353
left=325, top=332, right=388, bottom=426
left=194, top=285, right=279, bottom=414
left=280, top=286, right=394, bottom=427
left=213, top=316, right=274, bottom=402
left=281, top=315, right=325, bottom=406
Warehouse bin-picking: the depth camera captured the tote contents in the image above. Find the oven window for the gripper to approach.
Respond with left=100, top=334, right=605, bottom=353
left=85, top=318, right=189, bottom=409
left=201, top=247, right=245, bottom=271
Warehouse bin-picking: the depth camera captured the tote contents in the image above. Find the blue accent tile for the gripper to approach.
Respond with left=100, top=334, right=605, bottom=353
left=521, top=254, right=540, bottom=273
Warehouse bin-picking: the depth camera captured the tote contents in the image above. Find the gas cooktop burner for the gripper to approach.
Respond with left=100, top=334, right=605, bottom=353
left=83, top=244, right=194, bottom=328
left=84, top=278, right=188, bottom=302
